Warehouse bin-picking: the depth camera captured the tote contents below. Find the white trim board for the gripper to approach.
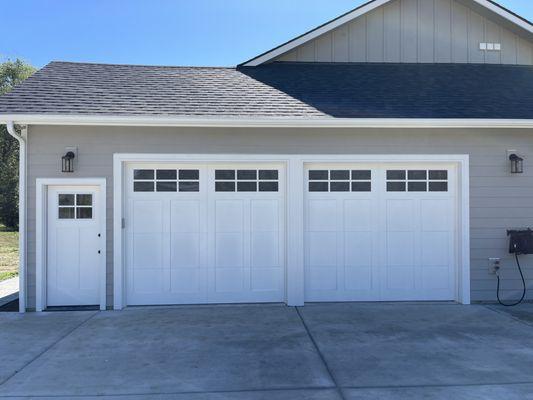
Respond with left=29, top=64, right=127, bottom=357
left=2, top=115, right=533, bottom=128
left=35, top=178, right=107, bottom=312
left=241, top=0, right=533, bottom=66
left=113, top=153, right=470, bottom=309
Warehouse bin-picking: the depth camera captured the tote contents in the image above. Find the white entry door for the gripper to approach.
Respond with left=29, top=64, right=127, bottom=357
left=125, top=163, right=285, bottom=305
left=305, top=163, right=456, bottom=302
left=47, top=186, right=102, bottom=306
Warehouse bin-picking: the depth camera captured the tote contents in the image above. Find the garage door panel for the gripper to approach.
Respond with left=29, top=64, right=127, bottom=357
left=170, top=200, right=201, bottom=232
left=422, top=267, right=450, bottom=290
left=344, top=267, right=373, bottom=290
left=133, top=200, right=164, bottom=232
left=170, top=268, right=202, bottom=293
left=215, top=233, right=244, bottom=268
left=215, top=268, right=244, bottom=292
left=420, top=199, right=451, bottom=231
left=308, top=200, right=337, bottom=231
left=215, top=200, right=244, bottom=232
left=386, top=232, right=415, bottom=267
left=344, top=232, right=373, bottom=267
left=251, top=232, right=280, bottom=268
left=386, top=199, right=415, bottom=231
left=170, top=233, right=201, bottom=268
left=251, top=200, right=279, bottom=231
left=308, top=267, right=337, bottom=291
left=386, top=266, right=415, bottom=290
left=308, top=232, right=337, bottom=267
left=133, top=233, right=163, bottom=268
left=133, top=269, right=164, bottom=293
left=421, top=232, right=450, bottom=267
left=251, top=268, right=282, bottom=291
left=344, top=199, right=373, bottom=230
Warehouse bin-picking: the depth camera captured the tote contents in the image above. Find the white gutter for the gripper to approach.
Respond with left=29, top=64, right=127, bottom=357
left=6, top=121, right=26, bottom=313
left=1, top=115, right=533, bottom=128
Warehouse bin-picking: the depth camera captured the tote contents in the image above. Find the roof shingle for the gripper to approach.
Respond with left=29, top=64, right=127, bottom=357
left=0, top=61, right=531, bottom=119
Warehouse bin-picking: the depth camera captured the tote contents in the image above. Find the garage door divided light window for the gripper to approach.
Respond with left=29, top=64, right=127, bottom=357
left=133, top=169, right=200, bottom=192
left=308, top=170, right=371, bottom=192
left=215, top=169, right=279, bottom=192
left=386, top=170, right=448, bottom=192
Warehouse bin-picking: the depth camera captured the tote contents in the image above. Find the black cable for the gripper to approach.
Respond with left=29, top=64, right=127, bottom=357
left=497, top=252, right=526, bottom=307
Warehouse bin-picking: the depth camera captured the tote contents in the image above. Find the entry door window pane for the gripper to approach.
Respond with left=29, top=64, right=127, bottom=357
left=58, top=207, right=75, bottom=219
left=59, top=194, right=75, bottom=206
left=58, top=193, right=94, bottom=219
left=76, top=207, right=93, bottom=219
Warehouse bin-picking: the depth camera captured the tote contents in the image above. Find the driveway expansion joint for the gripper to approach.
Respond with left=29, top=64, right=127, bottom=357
left=295, top=306, right=346, bottom=400
left=0, top=311, right=99, bottom=388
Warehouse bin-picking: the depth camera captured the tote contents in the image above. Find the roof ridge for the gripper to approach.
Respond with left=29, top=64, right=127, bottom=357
left=48, top=61, right=236, bottom=70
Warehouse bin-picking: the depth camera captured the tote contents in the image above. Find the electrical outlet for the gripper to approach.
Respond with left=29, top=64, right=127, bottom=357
left=488, top=258, right=501, bottom=275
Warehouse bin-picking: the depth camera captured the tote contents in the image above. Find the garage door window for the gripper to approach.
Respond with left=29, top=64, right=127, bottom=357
left=308, top=170, right=371, bottom=192
left=133, top=169, right=200, bottom=192
left=215, top=169, right=279, bottom=192
left=387, top=170, right=448, bottom=192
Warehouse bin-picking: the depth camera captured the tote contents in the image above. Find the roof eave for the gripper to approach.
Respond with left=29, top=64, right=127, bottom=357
left=2, top=114, right=533, bottom=129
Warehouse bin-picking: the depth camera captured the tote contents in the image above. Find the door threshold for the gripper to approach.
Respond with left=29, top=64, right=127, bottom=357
left=46, top=305, right=99, bottom=312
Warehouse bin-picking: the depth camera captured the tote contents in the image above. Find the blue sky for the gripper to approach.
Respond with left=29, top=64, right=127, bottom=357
left=1, top=0, right=531, bottom=68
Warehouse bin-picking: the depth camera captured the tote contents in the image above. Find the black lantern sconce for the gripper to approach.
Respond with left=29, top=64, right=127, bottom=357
left=61, top=151, right=76, bottom=173
left=509, top=153, right=524, bottom=174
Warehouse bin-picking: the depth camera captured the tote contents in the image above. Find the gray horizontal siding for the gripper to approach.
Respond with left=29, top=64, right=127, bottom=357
left=277, top=0, right=533, bottom=65
left=25, top=125, right=533, bottom=308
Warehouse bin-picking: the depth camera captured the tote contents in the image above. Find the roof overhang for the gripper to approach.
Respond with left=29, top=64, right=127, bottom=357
left=241, top=0, right=533, bottom=67
left=2, top=114, right=533, bottom=129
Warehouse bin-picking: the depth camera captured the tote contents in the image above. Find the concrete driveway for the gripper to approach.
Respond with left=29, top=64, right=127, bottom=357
left=1, top=303, right=533, bottom=400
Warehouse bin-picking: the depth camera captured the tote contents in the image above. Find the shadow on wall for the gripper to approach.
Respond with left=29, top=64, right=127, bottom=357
left=237, top=62, right=533, bottom=119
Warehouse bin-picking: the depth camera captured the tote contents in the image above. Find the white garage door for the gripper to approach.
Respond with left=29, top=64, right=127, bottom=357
left=305, top=163, right=456, bottom=302
left=125, top=163, right=285, bottom=305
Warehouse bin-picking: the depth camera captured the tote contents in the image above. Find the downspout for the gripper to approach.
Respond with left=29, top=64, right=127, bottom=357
left=6, top=121, right=26, bottom=313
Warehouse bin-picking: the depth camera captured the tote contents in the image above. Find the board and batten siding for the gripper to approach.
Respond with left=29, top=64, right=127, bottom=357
left=276, top=0, right=533, bottom=65
left=26, top=125, right=533, bottom=308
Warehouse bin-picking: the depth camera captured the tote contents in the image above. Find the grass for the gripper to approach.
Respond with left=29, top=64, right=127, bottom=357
left=0, top=225, right=18, bottom=282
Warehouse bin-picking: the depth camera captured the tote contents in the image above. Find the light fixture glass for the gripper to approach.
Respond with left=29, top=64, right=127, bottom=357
left=509, top=153, right=523, bottom=174
left=61, top=151, right=75, bottom=173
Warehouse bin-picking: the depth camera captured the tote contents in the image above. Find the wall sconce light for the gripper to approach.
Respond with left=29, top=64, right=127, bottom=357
left=509, top=153, right=524, bottom=174
left=61, top=151, right=76, bottom=173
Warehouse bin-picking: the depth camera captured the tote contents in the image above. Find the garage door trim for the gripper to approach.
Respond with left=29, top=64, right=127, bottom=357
left=113, top=154, right=470, bottom=309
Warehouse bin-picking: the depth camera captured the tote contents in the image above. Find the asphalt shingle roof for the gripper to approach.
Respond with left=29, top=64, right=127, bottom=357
left=0, top=61, right=532, bottom=119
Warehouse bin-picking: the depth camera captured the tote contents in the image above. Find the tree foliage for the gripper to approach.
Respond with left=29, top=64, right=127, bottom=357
left=0, top=59, right=36, bottom=229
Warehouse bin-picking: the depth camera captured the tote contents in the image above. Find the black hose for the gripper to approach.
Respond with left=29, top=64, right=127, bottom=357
left=497, top=253, right=526, bottom=307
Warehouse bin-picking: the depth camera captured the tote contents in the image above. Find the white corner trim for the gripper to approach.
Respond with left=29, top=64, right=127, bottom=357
left=113, top=158, right=124, bottom=310
left=1, top=114, right=533, bottom=128
left=113, top=153, right=470, bottom=306
left=35, top=178, right=107, bottom=312
left=242, top=0, right=532, bottom=66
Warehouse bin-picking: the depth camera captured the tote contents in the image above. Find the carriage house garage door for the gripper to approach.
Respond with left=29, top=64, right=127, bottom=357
left=305, top=163, right=457, bottom=302
left=125, top=163, right=285, bottom=305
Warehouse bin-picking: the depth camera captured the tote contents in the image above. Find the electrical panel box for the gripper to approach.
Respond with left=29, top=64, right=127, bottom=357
left=507, top=229, right=533, bottom=255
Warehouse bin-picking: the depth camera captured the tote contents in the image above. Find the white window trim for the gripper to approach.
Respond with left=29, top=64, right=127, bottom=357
left=35, top=178, right=107, bottom=312
left=113, top=153, right=470, bottom=309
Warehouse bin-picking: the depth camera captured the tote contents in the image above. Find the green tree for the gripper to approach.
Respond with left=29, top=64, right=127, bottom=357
left=0, top=59, right=36, bottom=229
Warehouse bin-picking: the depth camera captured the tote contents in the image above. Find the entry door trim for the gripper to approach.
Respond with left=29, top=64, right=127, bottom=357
left=36, top=178, right=107, bottom=312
